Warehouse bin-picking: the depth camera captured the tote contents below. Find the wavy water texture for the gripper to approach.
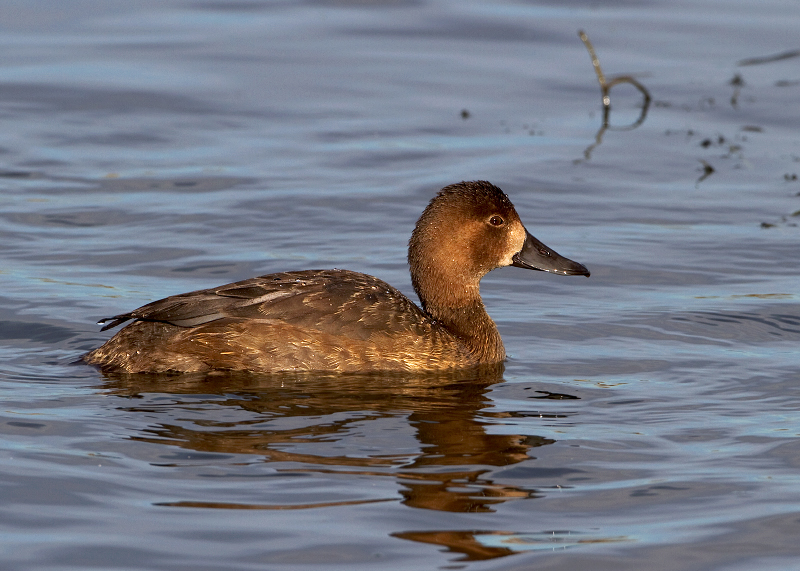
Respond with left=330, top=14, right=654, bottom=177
left=1, top=1, right=800, bottom=570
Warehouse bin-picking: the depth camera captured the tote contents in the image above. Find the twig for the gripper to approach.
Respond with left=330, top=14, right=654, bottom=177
left=577, top=30, right=652, bottom=160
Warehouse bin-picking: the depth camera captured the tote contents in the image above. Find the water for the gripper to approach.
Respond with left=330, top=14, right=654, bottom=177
left=2, top=0, right=800, bottom=569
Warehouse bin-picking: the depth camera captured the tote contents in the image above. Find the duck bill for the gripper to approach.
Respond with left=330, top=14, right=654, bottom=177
left=511, top=230, right=590, bottom=277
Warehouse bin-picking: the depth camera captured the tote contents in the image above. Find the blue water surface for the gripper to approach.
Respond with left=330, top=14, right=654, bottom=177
left=1, top=1, right=800, bottom=569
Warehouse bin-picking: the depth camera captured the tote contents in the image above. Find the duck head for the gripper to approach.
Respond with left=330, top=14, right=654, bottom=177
left=408, top=181, right=589, bottom=314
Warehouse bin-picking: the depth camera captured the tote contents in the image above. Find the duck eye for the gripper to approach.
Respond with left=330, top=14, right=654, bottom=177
left=489, top=215, right=505, bottom=227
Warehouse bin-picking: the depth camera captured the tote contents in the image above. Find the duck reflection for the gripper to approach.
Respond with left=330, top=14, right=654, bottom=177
left=393, top=529, right=631, bottom=561
left=101, top=365, right=559, bottom=513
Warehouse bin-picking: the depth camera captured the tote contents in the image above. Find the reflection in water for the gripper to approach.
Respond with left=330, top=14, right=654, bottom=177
left=393, top=529, right=632, bottom=561
left=102, top=366, right=562, bottom=513
left=581, top=94, right=651, bottom=162
left=577, top=30, right=652, bottom=161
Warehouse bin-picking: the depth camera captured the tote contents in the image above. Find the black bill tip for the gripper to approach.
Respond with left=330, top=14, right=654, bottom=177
left=511, top=230, right=590, bottom=277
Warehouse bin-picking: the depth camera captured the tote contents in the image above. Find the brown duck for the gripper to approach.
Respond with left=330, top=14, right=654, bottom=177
left=83, top=181, right=589, bottom=373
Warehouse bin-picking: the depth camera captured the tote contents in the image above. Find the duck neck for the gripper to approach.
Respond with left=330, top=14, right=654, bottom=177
left=413, top=272, right=505, bottom=364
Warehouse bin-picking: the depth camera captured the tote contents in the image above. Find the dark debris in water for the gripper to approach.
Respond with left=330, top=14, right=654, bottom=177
left=761, top=217, right=799, bottom=228
left=738, top=49, right=800, bottom=67
left=0, top=170, right=39, bottom=178
left=700, top=136, right=725, bottom=148
left=730, top=73, right=744, bottom=106
left=696, top=160, right=715, bottom=185
left=760, top=203, right=800, bottom=228
left=529, top=391, right=580, bottom=400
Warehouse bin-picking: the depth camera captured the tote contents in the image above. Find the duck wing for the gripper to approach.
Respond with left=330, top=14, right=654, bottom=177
left=98, top=273, right=301, bottom=331
left=97, top=269, right=431, bottom=339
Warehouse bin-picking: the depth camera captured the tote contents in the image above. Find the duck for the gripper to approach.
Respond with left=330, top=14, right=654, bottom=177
left=83, top=181, right=589, bottom=373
